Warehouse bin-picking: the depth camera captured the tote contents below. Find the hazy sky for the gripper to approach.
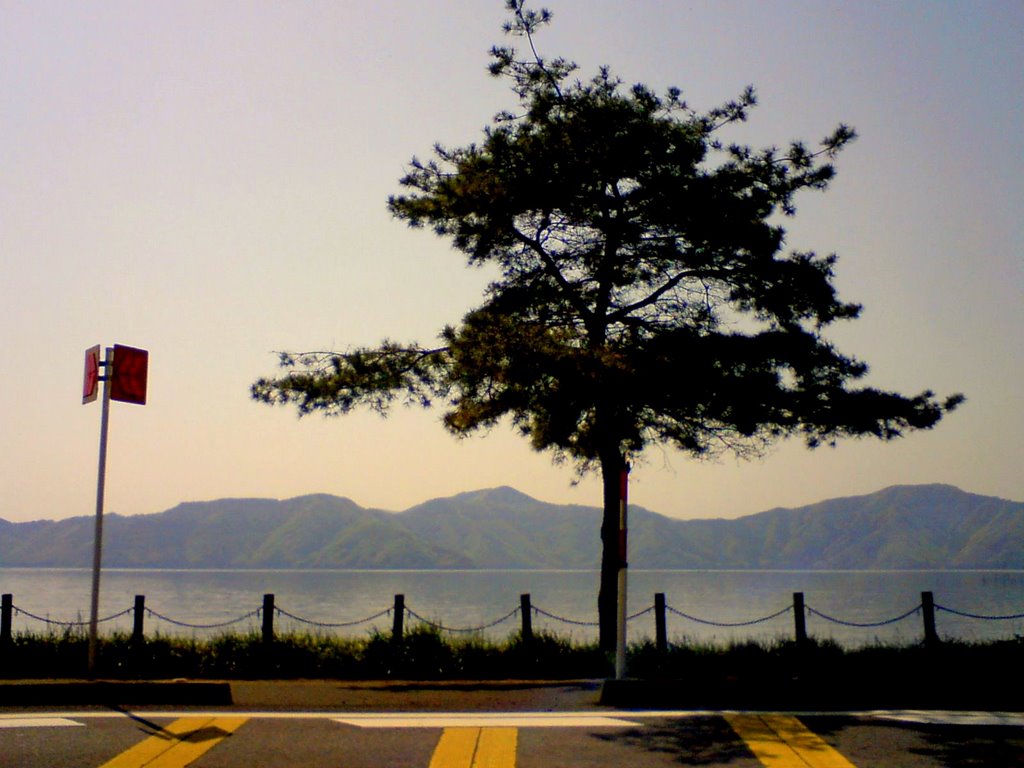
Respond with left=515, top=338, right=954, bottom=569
left=2, top=1, right=1021, bottom=524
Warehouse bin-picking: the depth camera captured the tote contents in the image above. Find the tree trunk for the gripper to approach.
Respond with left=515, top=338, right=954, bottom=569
left=597, top=449, right=625, bottom=652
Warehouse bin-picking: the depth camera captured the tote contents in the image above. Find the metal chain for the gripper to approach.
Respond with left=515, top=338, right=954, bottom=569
left=666, top=603, right=792, bottom=627
left=13, top=606, right=133, bottom=627
left=935, top=604, right=1024, bottom=621
left=626, top=605, right=655, bottom=621
left=144, top=607, right=261, bottom=630
left=532, top=605, right=600, bottom=627
left=529, top=605, right=653, bottom=627
left=805, top=604, right=920, bottom=628
left=275, top=606, right=392, bottom=629
left=404, top=606, right=520, bottom=634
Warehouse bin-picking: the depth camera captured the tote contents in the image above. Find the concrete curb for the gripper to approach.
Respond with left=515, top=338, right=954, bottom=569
left=0, top=681, right=232, bottom=706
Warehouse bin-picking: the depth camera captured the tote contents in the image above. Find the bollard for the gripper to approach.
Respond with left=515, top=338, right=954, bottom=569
left=520, top=594, right=533, bottom=643
left=793, top=592, right=807, bottom=645
left=132, top=595, right=146, bottom=645
left=392, top=594, right=405, bottom=642
left=262, top=594, right=275, bottom=645
left=654, top=593, right=667, bottom=653
left=1, top=594, right=12, bottom=648
left=921, top=591, right=940, bottom=647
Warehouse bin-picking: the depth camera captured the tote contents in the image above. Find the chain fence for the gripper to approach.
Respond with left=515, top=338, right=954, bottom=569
left=10, top=606, right=133, bottom=628
left=3, top=591, right=1023, bottom=645
left=405, top=606, right=520, bottom=634
left=805, top=604, right=921, bottom=629
left=275, top=606, right=394, bottom=629
left=666, top=604, right=792, bottom=628
left=143, top=607, right=262, bottom=631
left=935, top=604, right=1024, bottom=621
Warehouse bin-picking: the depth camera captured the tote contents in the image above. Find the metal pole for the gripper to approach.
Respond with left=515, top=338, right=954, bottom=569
left=654, top=593, right=667, bottom=653
left=392, top=594, right=405, bottom=642
left=615, top=463, right=629, bottom=680
left=921, top=591, right=940, bottom=647
left=262, top=594, right=275, bottom=645
left=132, top=595, right=146, bottom=645
left=520, top=593, right=533, bottom=643
left=793, top=592, right=808, bottom=645
left=1, top=593, right=12, bottom=648
left=87, top=348, right=113, bottom=677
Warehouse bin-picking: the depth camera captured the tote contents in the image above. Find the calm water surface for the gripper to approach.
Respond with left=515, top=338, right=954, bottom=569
left=2, top=568, right=1022, bottom=647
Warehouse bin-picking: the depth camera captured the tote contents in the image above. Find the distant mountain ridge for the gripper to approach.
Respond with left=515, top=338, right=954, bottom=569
left=1, top=484, right=1021, bottom=570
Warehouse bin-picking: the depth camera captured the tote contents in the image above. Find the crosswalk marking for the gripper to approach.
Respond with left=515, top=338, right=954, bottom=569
left=0, top=717, right=82, bottom=728
left=336, top=713, right=639, bottom=728
left=429, top=727, right=517, bottom=768
left=725, top=714, right=857, bottom=768
left=2, top=708, right=1018, bottom=726
left=98, top=716, right=248, bottom=768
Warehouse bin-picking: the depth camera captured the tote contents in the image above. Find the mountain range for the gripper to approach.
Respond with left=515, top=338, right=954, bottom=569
left=1, top=484, right=1021, bottom=570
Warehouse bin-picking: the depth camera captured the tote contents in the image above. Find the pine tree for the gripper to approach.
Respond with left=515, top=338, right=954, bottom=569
left=253, top=1, right=962, bottom=651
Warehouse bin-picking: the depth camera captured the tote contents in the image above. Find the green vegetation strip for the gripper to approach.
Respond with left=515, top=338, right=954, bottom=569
left=1, top=624, right=1022, bottom=711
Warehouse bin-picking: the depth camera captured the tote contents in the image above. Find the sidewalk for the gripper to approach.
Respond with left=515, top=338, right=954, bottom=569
left=0, top=679, right=604, bottom=711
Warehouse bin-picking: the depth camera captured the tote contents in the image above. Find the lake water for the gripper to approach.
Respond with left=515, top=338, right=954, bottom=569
left=2, top=568, right=1023, bottom=648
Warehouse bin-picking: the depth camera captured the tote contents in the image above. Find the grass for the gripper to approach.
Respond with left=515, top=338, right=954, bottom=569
left=0, top=625, right=608, bottom=680
left=1, top=624, right=1021, bottom=688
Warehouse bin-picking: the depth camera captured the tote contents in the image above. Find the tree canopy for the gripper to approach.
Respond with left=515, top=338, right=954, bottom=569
left=253, top=1, right=962, bottom=649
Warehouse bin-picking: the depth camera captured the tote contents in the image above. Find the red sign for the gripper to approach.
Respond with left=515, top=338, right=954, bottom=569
left=110, top=345, right=149, bottom=405
left=82, top=345, right=101, bottom=404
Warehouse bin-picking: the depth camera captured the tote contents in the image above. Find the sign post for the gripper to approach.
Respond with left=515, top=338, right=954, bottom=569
left=82, top=344, right=148, bottom=676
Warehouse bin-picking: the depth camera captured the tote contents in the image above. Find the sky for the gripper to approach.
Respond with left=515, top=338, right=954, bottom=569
left=2, top=1, right=1022, bottom=525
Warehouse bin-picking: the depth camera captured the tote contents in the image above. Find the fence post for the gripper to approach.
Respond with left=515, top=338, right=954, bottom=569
left=793, top=592, right=807, bottom=645
left=654, top=593, right=667, bottom=653
left=921, top=591, right=940, bottom=647
left=392, top=594, right=405, bottom=642
left=1, top=594, right=12, bottom=648
left=132, top=595, right=145, bottom=645
left=520, top=594, right=533, bottom=643
left=262, top=594, right=275, bottom=645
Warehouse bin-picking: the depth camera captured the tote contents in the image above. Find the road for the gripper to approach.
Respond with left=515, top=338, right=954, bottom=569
left=2, top=681, right=1023, bottom=766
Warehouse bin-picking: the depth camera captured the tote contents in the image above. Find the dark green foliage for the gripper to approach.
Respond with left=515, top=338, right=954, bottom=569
left=253, top=5, right=959, bottom=461
left=1, top=623, right=610, bottom=680
left=363, top=626, right=458, bottom=679
left=4, top=624, right=1020, bottom=711
left=627, top=636, right=846, bottom=681
left=504, top=631, right=611, bottom=679
left=621, top=635, right=1024, bottom=710
left=360, top=626, right=609, bottom=680
left=252, top=2, right=961, bottom=648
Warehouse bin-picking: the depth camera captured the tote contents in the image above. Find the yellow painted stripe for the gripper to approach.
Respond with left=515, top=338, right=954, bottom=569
left=473, top=727, right=517, bottom=768
left=99, top=716, right=248, bottom=768
left=430, top=728, right=481, bottom=768
left=725, top=714, right=857, bottom=768
left=429, top=727, right=517, bottom=768
left=100, top=717, right=215, bottom=768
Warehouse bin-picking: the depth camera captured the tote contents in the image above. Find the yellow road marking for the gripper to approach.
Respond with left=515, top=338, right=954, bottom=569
left=429, top=727, right=517, bottom=768
left=99, top=716, right=248, bottom=768
left=430, top=728, right=480, bottom=768
left=474, top=727, right=517, bottom=768
left=725, top=714, right=857, bottom=768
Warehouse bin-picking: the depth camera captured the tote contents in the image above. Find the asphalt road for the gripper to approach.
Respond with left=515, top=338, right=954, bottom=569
left=2, top=681, right=1023, bottom=767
